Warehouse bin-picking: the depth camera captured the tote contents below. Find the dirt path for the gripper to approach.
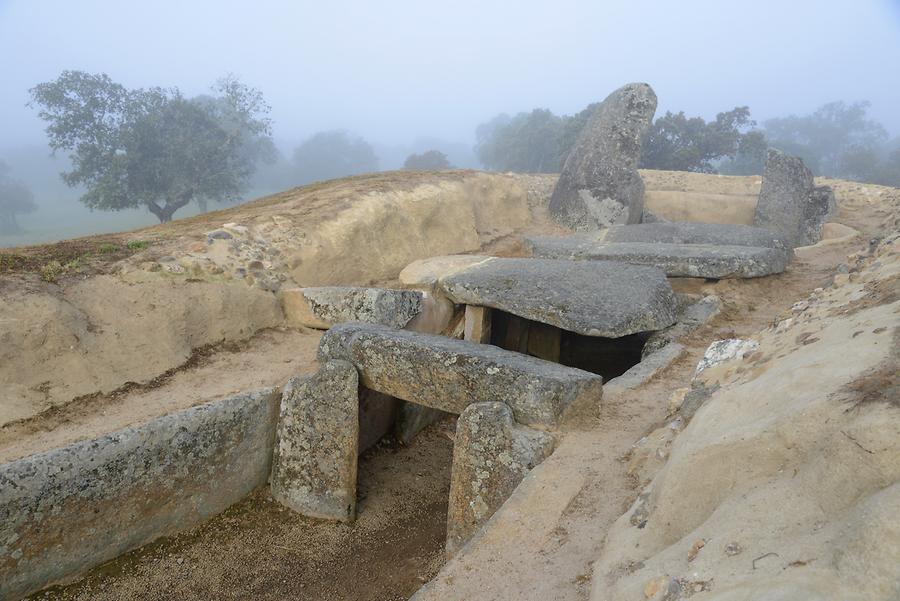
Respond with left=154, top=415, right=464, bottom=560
left=32, top=424, right=455, bottom=601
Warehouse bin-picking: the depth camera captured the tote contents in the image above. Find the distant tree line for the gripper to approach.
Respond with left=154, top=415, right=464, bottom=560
left=474, top=100, right=900, bottom=186
left=17, top=69, right=900, bottom=233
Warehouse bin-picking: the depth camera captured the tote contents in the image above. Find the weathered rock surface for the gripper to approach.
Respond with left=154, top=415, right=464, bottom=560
left=528, top=239, right=788, bottom=278
left=318, top=322, right=604, bottom=426
left=549, top=83, right=658, bottom=230
left=0, top=389, right=279, bottom=601
left=642, top=295, right=721, bottom=358
left=446, top=402, right=556, bottom=556
left=754, top=149, right=836, bottom=248
left=600, top=221, right=790, bottom=251
left=281, top=286, right=423, bottom=329
left=406, top=256, right=677, bottom=337
left=602, top=343, right=685, bottom=401
left=693, top=338, right=759, bottom=379
left=592, top=237, right=900, bottom=601
left=270, top=361, right=359, bottom=522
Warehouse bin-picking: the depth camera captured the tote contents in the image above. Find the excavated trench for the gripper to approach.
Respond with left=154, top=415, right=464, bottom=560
left=30, top=427, right=455, bottom=601
left=9, top=170, right=871, bottom=601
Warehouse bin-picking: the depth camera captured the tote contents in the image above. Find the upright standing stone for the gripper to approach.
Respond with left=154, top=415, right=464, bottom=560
left=270, top=360, right=359, bottom=522
left=549, top=83, right=658, bottom=230
left=754, top=149, right=836, bottom=248
left=446, top=402, right=556, bottom=556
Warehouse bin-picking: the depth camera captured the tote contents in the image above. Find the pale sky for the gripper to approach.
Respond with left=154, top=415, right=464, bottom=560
left=1, top=0, right=899, bottom=149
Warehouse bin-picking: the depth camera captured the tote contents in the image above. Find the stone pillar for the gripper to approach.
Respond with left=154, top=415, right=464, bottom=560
left=464, top=304, right=492, bottom=343
left=446, top=402, right=556, bottom=556
left=270, top=360, right=359, bottom=522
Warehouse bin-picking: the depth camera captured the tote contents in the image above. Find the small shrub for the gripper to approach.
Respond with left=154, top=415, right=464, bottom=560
left=98, top=243, right=119, bottom=254
left=127, top=240, right=150, bottom=250
left=40, top=260, right=63, bottom=282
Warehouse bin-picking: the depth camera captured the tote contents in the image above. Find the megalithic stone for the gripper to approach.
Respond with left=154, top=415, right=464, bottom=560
left=270, top=360, right=359, bottom=522
left=549, top=82, right=658, bottom=231
left=754, top=149, right=836, bottom=248
left=446, top=402, right=556, bottom=556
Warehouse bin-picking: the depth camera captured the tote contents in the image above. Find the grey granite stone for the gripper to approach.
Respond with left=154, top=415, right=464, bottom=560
left=270, top=361, right=359, bottom=522
left=432, top=256, right=677, bottom=337
left=1, top=389, right=279, bottom=601
left=282, top=286, right=423, bottom=329
left=528, top=239, right=788, bottom=279
left=600, top=222, right=791, bottom=252
left=446, top=402, right=555, bottom=556
left=754, top=149, right=836, bottom=248
left=642, top=295, right=722, bottom=358
left=318, top=322, right=604, bottom=426
left=602, top=343, right=685, bottom=400
left=549, top=83, right=657, bottom=230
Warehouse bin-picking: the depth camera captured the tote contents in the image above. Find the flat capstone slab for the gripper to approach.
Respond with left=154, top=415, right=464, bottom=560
left=598, top=222, right=792, bottom=252
left=528, top=239, right=789, bottom=279
left=409, top=256, right=677, bottom=338
left=318, top=322, right=604, bottom=427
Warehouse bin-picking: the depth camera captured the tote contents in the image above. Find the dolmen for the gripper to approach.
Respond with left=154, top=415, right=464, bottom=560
left=526, top=222, right=793, bottom=279
left=270, top=323, right=603, bottom=548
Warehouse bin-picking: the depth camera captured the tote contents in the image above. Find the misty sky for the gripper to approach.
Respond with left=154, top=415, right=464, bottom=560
left=2, top=0, right=900, bottom=151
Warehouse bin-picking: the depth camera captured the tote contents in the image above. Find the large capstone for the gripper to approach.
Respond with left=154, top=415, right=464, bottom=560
left=403, top=256, right=677, bottom=337
left=270, top=360, right=359, bottom=522
left=281, top=286, right=423, bottom=329
left=549, top=82, right=657, bottom=230
left=446, top=402, right=555, bottom=556
left=598, top=222, right=791, bottom=252
left=318, top=322, right=604, bottom=426
left=528, top=239, right=788, bottom=279
left=754, top=149, right=836, bottom=248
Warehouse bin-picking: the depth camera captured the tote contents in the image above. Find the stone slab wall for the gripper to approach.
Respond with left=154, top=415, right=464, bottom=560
left=0, top=388, right=280, bottom=601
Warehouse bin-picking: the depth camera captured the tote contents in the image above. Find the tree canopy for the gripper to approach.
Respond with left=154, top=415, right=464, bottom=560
left=0, top=161, right=37, bottom=235
left=292, top=130, right=378, bottom=184
left=763, top=101, right=889, bottom=180
left=640, top=107, right=755, bottom=173
left=29, top=71, right=275, bottom=222
left=474, top=104, right=758, bottom=174
left=403, top=150, right=452, bottom=170
left=475, top=109, right=566, bottom=173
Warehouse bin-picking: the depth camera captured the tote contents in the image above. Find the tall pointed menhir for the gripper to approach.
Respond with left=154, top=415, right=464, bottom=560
left=549, top=82, right=657, bottom=231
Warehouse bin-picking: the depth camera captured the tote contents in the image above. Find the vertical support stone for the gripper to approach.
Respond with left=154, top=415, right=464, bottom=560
left=446, top=402, right=556, bottom=557
left=270, top=360, right=359, bottom=522
left=464, top=304, right=492, bottom=343
left=527, top=321, right=561, bottom=362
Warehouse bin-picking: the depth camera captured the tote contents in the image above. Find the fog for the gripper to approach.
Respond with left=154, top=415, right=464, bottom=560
left=1, top=0, right=899, bottom=246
